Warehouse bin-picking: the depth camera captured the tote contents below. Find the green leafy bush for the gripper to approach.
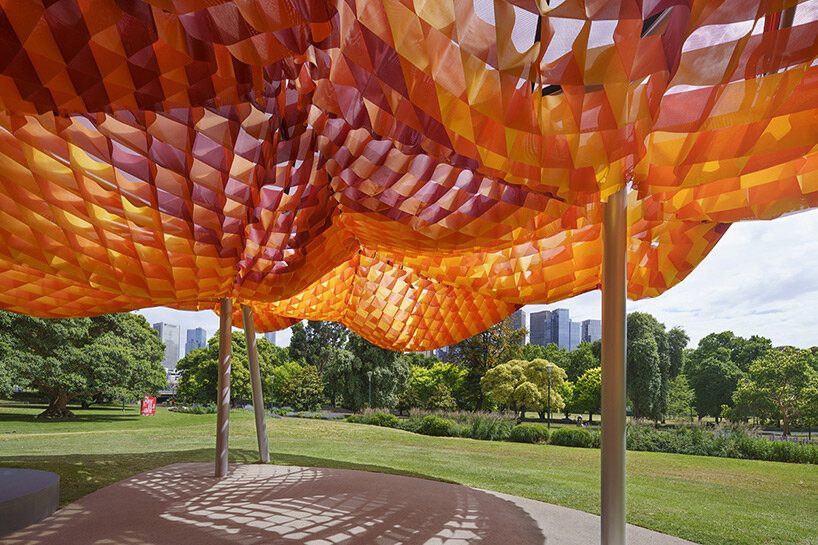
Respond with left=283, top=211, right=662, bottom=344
left=509, top=423, right=549, bottom=444
left=550, top=427, right=594, bottom=448
left=417, top=415, right=454, bottom=436
left=361, top=410, right=401, bottom=428
left=169, top=403, right=217, bottom=414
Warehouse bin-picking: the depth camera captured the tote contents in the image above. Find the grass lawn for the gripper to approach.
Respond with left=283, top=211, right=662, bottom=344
left=1, top=404, right=816, bottom=545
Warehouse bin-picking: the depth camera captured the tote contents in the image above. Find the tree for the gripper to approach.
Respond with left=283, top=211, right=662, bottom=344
left=481, top=359, right=566, bottom=421
left=403, top=352, right=441, bottom=369
left=450, top=317, right=525, bottom=410
left=731, top=347, right=816, bottom=435
left=667, top=328, right=690, bottom=377
left=666, top=374, right=695, bottom=419
left=404, top=361, right=466, bottom=409
left=565, top=342, right=599, bottom=382
left=0, top=311, right=166, bottom=418
left=573, top=367, right=602, bottom=423
left=176, top=332, right=287, bottom=406
left=288, top=320, right=349, bottom=374
left=687, top=331, right=771, bottom=374
left=271, top=360, right=304, bottom=405
left=523, top=343, right=569, bottom=370
left=626, top=312, right=682, bottom=420
left=799, top=376, right=818, bottom=438
left=329, top=333, right=410, bottom=411
left=687, top=356, right=743, bottom=422
left=279, top=365, right=324, bottom=411
left=426, top=383, right=457, bottom=411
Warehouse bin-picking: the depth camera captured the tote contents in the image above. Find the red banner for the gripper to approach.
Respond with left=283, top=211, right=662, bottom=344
left=140, top=396, right=156, bottom=416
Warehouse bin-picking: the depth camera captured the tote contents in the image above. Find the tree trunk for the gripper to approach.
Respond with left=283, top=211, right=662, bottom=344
left=588, top=411, right=593, bottom=425
left=37, top=392, right=75, bottom=419
left=782, top=412, right=790, bottom=436
left=538, top=410, right=546, bottom=421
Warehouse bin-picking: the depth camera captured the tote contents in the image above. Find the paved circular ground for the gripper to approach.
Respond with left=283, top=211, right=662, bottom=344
left=0, top=463, right=696, bottom=544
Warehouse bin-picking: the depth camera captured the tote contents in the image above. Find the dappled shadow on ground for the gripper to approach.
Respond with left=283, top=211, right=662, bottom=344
left=1, top=463, right=545, bottom=544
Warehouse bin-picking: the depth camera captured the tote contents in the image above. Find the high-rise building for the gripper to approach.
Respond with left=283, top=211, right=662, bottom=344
left=581, top=319, right=602, bottom=344
left=264, top=331, right=276, bottom=345
left=529, top=310, right=552, bottom=346
left=550, top=308, right=571, bottom=349
left=529, top=308, right=593, bottom=351
left=153, top=323, right=180, bottom=369
left=568, top=321, right=581, bottom=351
left=185, top=327, right=207, bottom=355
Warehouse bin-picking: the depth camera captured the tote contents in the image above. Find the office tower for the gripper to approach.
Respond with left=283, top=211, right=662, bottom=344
left=569, top=321, right=581, bottom=351
left=549, top=308, right=571, bottom=349
left=529, top=310, right=552, bottom=346
left=581, top=319, right=602, bottom=344
left=264, top=331, right=276, bottom=345
left=152, top=322, right=180, bottom=369
left=185, top=327, right=207, bottom=355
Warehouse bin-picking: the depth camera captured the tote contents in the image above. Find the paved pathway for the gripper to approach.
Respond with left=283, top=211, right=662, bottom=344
left=1, top=463, right=697, bottom=544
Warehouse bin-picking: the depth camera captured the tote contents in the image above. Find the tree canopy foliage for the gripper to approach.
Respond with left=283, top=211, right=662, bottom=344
left=323, top=333, right=410, bottom=411
left=450, top=317, right=525, bottom=410
left=731, top=347, right=817, bottom=435
left=176, top=332, right=286, bottom=405
left=573, top=367, right=602, bottom=423
left=685, top=331, right=773, bottom=421
left=482, top=359, right=566, bottom=420
left=288, top=320, right=349, bottom=374
left=626, top=312, right=686, bottom=420
left=0, top=311, right=166, bottom=418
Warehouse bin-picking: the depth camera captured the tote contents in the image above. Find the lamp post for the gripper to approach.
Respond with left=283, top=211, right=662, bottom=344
left=367, top=371, right=373, bottom=408
left=546, top=364, right=554, bottom=429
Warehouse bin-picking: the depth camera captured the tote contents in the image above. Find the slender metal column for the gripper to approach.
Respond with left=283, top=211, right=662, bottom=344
left=601, top=188, right=627, bottom=545
left=215, top=298, right=232, bottom=478
left=241, top=304, right=269, bottom=463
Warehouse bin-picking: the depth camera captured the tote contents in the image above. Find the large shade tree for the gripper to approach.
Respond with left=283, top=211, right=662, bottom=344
left=325, top=333, right=410, bottom=411
left=685, top=331, right=771, bottom=420
left=289, top=321, right=350, bottom=374
left=0, top=311, right=166, bottom=418
left=626, top=312, right=687, bottom=420
left=731, top=347, right=816, bottom=435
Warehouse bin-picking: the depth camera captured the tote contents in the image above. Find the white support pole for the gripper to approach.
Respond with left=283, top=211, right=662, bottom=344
left=241, top=304, right=269, bottom=463
left=601, top=188, right=627, bottom=545
left=215, top=298, right=232, bottom=478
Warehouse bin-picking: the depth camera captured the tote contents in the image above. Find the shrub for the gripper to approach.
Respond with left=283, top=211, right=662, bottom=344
left=550, top=427, right=593, bottom=448
left=346, top=415, right=364, bottom=424
left=509, top=423, right=549, bottom=444
left=467, top=414, right=513, bottom=441
left=417, top=415, right=454, bottom=437
left=362, top=410, right=401, bottom=428
left=169, top=403, right=217, bottom=414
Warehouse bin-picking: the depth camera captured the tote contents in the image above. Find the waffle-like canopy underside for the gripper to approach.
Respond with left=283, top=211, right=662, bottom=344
left=1, top=0, right=817, bottom=349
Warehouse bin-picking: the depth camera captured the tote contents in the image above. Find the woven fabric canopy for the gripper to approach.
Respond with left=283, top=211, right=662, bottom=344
left=0, top=0, right=816, bottom=350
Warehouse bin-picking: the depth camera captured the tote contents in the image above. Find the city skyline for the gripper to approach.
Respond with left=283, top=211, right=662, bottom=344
left=135, top=208, right=818, bottom=352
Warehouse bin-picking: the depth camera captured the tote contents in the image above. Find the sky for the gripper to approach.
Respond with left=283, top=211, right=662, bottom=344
left=136, top=207, right=818, bottom=351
